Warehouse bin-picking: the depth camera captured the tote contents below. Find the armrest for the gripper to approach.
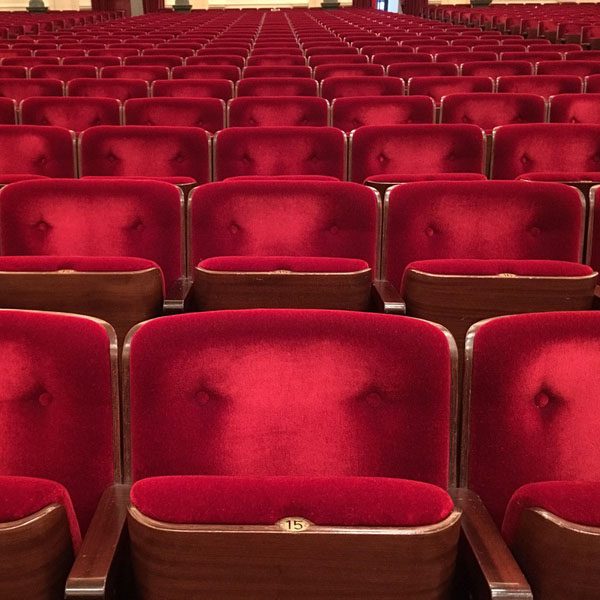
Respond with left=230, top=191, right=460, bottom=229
left=593, top=285, right=600, bottom=310
left=164, top=277, right=192, bottom=314
left=371, top=280, right=406, bottom=315
left=450, top=487, right=533, bottom=600
left=65, top=483, right=131, bottom=600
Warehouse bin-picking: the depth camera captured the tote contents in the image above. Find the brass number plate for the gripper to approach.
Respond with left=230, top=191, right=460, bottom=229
left=277, top=517, right=312, bottom=532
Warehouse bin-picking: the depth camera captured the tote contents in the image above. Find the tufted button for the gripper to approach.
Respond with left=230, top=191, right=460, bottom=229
left=34, top=219, right=51, bottom=232
left=446, top=152, right=456, bottom=161
left=174, top=153, right=185, bottom=163
left=194, top=390, right=210, bottom=406
left=38, top=156, right=47, bottom=166
left=520, top=154, right=531, bottom=166
left=377, top=153, right=388, bottom=164
left=329, top=224, right=339, bottom=234
left=534, top=391, right=550, bottom=408
left=241, top=154, right=251, bottom=164
left=529, top=226, right=541, bottom=237
left=425, top=226, right=435, bottom=237
left=106, top=153, right=118, bottom=163
left=38, top=392, right=52, bottom=407
left=130, top=218, right=145, bottom=232
left=365, top=391, right=384, bottom=407
left=229, top=222, right=239, bottom=234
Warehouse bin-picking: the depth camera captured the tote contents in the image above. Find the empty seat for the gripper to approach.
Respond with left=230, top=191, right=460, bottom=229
left=151, top=79, right=234, bottom=102
left=461, top=60, right=533, bottom=77
left=372, top=52, right=428, bottom=67
left=408, top=76, right=494, bottom=105
left=387, top=63, right=459, bottom=79
left=228, top=96, right=328, bottom=127
left=101, top=65, right=170, bottom=81
left=549, top=94, right=600, bottom=124
left=236, top=77, right=318, bottom=97
left=214, top=127, right=345, bottom=180
left=0, top=66, right=27, bottom=79
left=62, top=56, right=121, bottom=68
left=501, top=51, right=563, bottom=62
left=586, top=75, right=600, bottom=93
left=124, top=55, right=183, bottom=69
left=29, top=65, right=97, bottom=81
left=186, top=55, right=246, bottom=69
left=497, top=75, right=583, bottom=99
left=171, top=65, right=241, bottom=82
left=67, top=78, right=148, bottom=102
left=246, top=55, right=307, bottom=66
left=0, top=97, right=15, bottom=124
left=313, top=64, right=384, bottom=80
left=0, top=78, right=62, bottom=103
left=241, top=65, right=312, bottom=78
left=536, top=61, right=600, bottom=77
left=321, top=76, right=404, bottom=101
left=308, top=54, right=369, bottom=67
left=435, top=50, right=498, bottom=63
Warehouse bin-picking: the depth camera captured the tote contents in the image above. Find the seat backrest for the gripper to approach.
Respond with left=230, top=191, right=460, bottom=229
left=382, top=181, right=584, bottom=289
left=497, top=75, right=583, bottom=99
left=0, top=97, right=15, bottom=124
left=214, top=127, right=345, bottom=180
left=0, top=78, right=63, bottom=102
left=460, top=60, right=533, bottom=77
left=308, top=54, right=369, bottom=67
left=387, top=62, right=458, bottom=79
left=171, top=65, right=241, bottom=82
left=435, top=50, right=498, bottom=63
left=241, top=65, right=311, bottom=78
left=236, top=77, right=318, bottom=97
left=549, top=93, right=600, bottom=124
left=29, top=65, right=97, bottom=81
left=246, top=54, right=307, bottom=66
left=313, top=64, right=384, bottom=80
left=0, top=178, right=183, bottom=289
left=125, top=309, right=455, bottom=487
left=320, top=76, right=404, bottom=101
left=227, top=96, right=328, bottom=127
left=349, top=124, right=485, bottom=183
left=537, top=60, right=600, bottom=77
left=124, top=55, right=183, bottom=68
left=100, top=65, right=170, bottom=81
left=67, top=77, right=148, bottom=101
left=186, top=55, right=246, bottom=69
left=151, top=79, right=234, bottom=101
left=407, top=76, right=495, bottom=105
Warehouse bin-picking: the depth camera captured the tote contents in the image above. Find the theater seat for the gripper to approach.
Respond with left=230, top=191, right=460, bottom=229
left=227, top=96, right=328, bottom=127
left=67, top=78, right=149, bottom=102
left=236, top=77, right=318, bottom=97
left=152, top=79, right=234, bottom=102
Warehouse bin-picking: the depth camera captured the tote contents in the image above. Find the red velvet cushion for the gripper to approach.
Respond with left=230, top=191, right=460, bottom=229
left=0, top=310, right=114, bottom=534
left=214, top=127, right=345, bottom=180
left=308, top=54, right=370, bottom=67
left=81, top=175, right=197, bottom=185
left=187, top=55, right=246, bottom=69
left=408, top=76, right=494, bottom=105
left=496, top=76, right=583, bottom=100
left=224, top=175, right=339, bottom=182
left=67, top=78, right=149, bottom=102
left=242, top=66, right=312, bottom=78
left=128, top=310, right=452, bottom=486
left=314, top=64, right=384, bottom=81
left=0, top=179, right=183, bottom=290
left=79, top=126, right=210, bottom=184
left=151, top=79, right=233, bottom=101
left=538, top=62, right=600, bottom=78
left=320, top=76, right=404, bottom=102
left=228, top=96, right=329, bottom=127
left=502, top=481, right=600, bottom=545
left=131, top=475, right=454, bottom=527
left=246, top=55, right=307, bottom=67
left=124, top=56, right=183, bottom=69
left=101, top=65, right=170, bottom=81
left=384, top=181, right=584, bottom=289
left=366, top=173, right=486, bottom=183
left=198, top=256, right=370, bottom=273
left=386, top=63, right=459, bottom=80
left=0, top=97, right=15, bottom=125
left=350, top=124, right=485, bottom=184
left=0, top=78, right=63, bottom=102
left=190, top=181, right=377, bottom=268
left=491, top=124, right=600, bottom=180
left=0, top=174, right=50, bottom=183
left=549, top=94, right=600, bottom=124
left=460, top=61, right=533, bottom=77
left=0, top=476, right=81, bottom=551
left=236, top=78, right=318, bottom=98
left=0, top=255, right=160, bottom=273
left=172, top=65, right=241, bottom=82
left=465, top=311, right=600, bottom=526
left=517, top=171, right=600, bottom=182
left=29, top=65, right=97, bottom=81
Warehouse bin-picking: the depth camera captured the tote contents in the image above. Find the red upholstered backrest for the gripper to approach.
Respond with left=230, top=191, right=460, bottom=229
left=308, top=54, right=369, bottom=67
left=189, top=180, right=378, bottom=268
left=186, top=55, right=246, bottom=69
left=440, top=93, right=546, bottom=133
left=435, top=51, right=498, bottom=63
left=214, top=127, right=345, bottom=180
left=0, top=310, right=116, bottom=534
left=242, top=65, right=312, bottom=78
left=123, top=98, right=224, bottom=132
left=585, top=75, right=600, bottom=93
left=151, top=79, right=233, bottom=101
left=246, top=55, right=307, bottom=66
left=0, top=78, right=63, bottom=102
left=383, top=181, right=584, bottom=289
left=321, top=76, right=405, bottom=101
left=464, top=311, right=600, bottom=526
left=171, top=65, right=241, bottom=82
left=387, top=63, right=458, bottom=79
left=408, top=76, right=495, bottom=105
left=100, top=65, right=169, bottom=81
left=21, top=97, right=121, bottom=131
left=29, top=65, right=96, bottom=81
left=67, top=78, right=149, bottom=102
left=497, top=75, right=583, bottom=99
left=537, top=61, right=600, bottom=77
left=79, top=125, right=211, bottom=184
left=126, top=310, right=454, bottom=487
left=549, top=94, right=600, bottom=124
left=0, top=66, right=27, bottom=79
left=228, top=96, right=328, bottom=127
left=0, top=97, right=15, bottom=124
left=491, top=124, right=600, bottom=179
left=313, top=64, right=385, bottom=80
left=236, top=77, right=318, bottom=97
left=461, top=61, right=533, bottom=77
left=0, top=179, right=183, bottom=289
left=124, top=55, right=183, bottom=68
left=350, top=124, right=485, bottom=183
left=0, top=125, right=74, bottom=178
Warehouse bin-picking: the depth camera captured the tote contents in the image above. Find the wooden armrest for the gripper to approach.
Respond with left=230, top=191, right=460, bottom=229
left=593, top=285, right=600, bottom=310
left=164, top=277, right=192, bottom=314
left=371, top=280, right=406, bottom=315
left=450, top=487, right=533, bottom=600
left=65, top=483, right=131, bottom=600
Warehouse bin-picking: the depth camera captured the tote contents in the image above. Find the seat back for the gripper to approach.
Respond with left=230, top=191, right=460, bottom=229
left=236, top=77, right=318, bottom=97
left=67, top=78, right=149, bottom=102
left=151, top=79, right=234, bottom=101
left=227, top=96, right=328, bottom=127
left=0, top=78, right=63, bottom=102
left=171, top=65, right=241, bottom=81
left=321, top=76, right=405, bottom=101
left=497, top=75, right=583, bottom=99
left=549, top=94, right=600, bottom=124
left=407, top=76, right=494, bottom=105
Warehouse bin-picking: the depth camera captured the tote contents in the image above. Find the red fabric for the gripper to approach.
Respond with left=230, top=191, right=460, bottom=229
left=517, top=172, right=600, bottom=182
left=408, top=77, right=494, bottom=106
left=383, top=181, right=584, bottom=289
left=549, top=94, right=600, bottom=124
left=435, top=51, right=498, bottom=64
left=0, top=126, right=74, bottom=178
left=242, top=66, right=312, bottom=79
left=0, top=174, right=49, bottom=183
left=0, top=310, right=114, bottom=534
left=198, top=256, right=369, bottom=273
left=321, top=77, right=405, bottom=102
left=79, top=125, right=210, bottom=184
left=101, top=66, right=169, bottom=82
left=144, top=49, right=195, bottom=59
left=214, top=127, right=345, bottom=180
left=172, top=66, right=241, bottom=82
left=236, top=78, right=318, bottom=98
left=441, top=93, right=546, bottom=134
left=124, top=56, right=183, bottom=69
left=0, top=66, right=27, bottom=80
left=190, top=181, right=377, bottom=268
left=246, top=55, right=307, bottom=67
left=186, top=57, right=246, bottom=69
left=0, top=476, right=80, bottom=551
left=350, top=124, right=485, bottom=184
left=128, top=310, right=452, bottom=486
left=491, top=124, right=600, bottom=179
left=387, top=63, right=458, bottom=79
left=305, top=47, right=359, bottom=58
left=372, top=53, right=425, bottom=68
left=585, top=75, right=600, bottom=93
left=0, top=78, right=62, bottom=103
left=502, top=481, right=600, bottom=545
left=0, top=179, right=182, bottom=290
left=386, top=54, right=434, bottom=65
left=29, top=65, right=96, bottom=81
left=131, top=475, right=453, bottom=527
left=2, top=58, right=60, bottom=68
left=497, top=76, right=583, bottom=100
left=308, top=55, right=370, bottom=68
left=0, top=255, right=160, bottom=273
left=538, top=62, right=600, bottom=78
left=465, top=312, right=600, bottom=526
left=366, top=173, right=487, bottom=183
left=124, top=98, right=224, bottom=132
left=21, top=97, right=120, bottom=132
left=461, top=61, right=533, bottom=77
left=151, top=79, right=233, bottom=102
left=228, top=97, right=328, bottom=128
left=67, top=78, right=148, bottom=102
left=225, top=176, right=339, bottom=182
left=501, top=51, right=563, bottom=63
left=313, top=64, right=384, bottom=81
left=81, top=176, right=196, bottom=185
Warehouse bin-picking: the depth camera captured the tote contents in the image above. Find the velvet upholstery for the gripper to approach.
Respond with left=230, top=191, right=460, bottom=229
left=131, top=475, right=454, bottom=527
left=224, top=175, right=340, bottom=182
left=242, top=66, right=312, bottom=79
left=0, top=476, right=81, bottom=550
left=387, top=63, right=459, bottom=79
left=0, top=97, right=15, bottom=124
left=124, top=98, right=224, bottom=132
left=372, top=53, right=428, bottom=67
left=79, top=125, right=210, bottom=184
left=441, top=93, right=546, bottom=133
left=332, top=96, right=435, bottom=132
left=236, top=77, right=318, bottom=97
left=0, top=66, right=27, bottom=79
left=321, top=76, right=404, bottom=102
left=308, top=55, right=370, bottom=68
left=464, top=311, right=600, bottom=526
left=549, top=94, right=600, bottom=124
left=313, top=64, right=384, bottom=81
left=305, top=47, right=359, bottom=58
left=81, top=175, right=196, bottom=185
left=2, top=58, right=60, bottom=68
left=67, top=78, right=149, bottom=102
left=127, top=309, right=452, bottom=487
left=0, top=310, right=114, bottom=534
left=585, top=75, right=600, bottom=93
left=21, top=97, right=120, bottom=131
left=0, top=78, right=62, bottom=102
left=214, top=127, right=345, bottom=180
left=383, top=181, right=584, bottom=289
left=491, top=124, right=600, bottom=179
left=435, top=51, right=498, bottom=63
left=190, top=181, right=377, bottom=267
left=101, top=65, right=169, bottom=81
left=228, top=97, right=328, bottom=127
left=29, top=65, right=96, bottom=81
left=366, top=173, right=487, bottom=183
left=502, top=481, right=600, bottom=545
left=0, top=179, right=183, bottom=289
left=151, top=79, right=233, bottom=101
left=408, top=76, right=495, bottom=105
left=350, top=124, right=485, bottom=184
left=538, top=61, right=600, bottom=77
left=460, top=60, right=533, bottom=77
left=497, top=75, right=583, bottom=99
left=385, top=53, right=434, bottom=64
left=198, top=256, right=370, bottom=273
left=0, top=174, right=49, bottom=183
left=246, top=55, right=307, bottom=67
left=171, top=65, right=241, bottom=82
left=124, top=56, right=183, bottom=69
left=186, top=55, right=246, bottom=69
left=501, top=51, right=563, bottom=63
left=517, top=171, right=600, bottom=182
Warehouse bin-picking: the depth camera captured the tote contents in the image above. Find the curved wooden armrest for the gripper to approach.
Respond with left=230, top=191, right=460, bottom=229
left=65, top=484, right=131, bottom=600
left=371, top=280, right=406, bottom=315
left=450, top=488, right=533, bottom=600
left=164, top=277, right=192, bottom=314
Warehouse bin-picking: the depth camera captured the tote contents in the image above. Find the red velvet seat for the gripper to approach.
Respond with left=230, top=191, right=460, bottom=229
left=227, top=96, right=328, bottom=127
left=236, top=76, right=319, bottom=97
left=549, top=94, right=600, bottom=124
left=0, top=78, right=63, bottom=102
left=186, top=55, right=246, bottom=69
left=387, top=62, right=459, bottom=79
left=349, top=124, right=485, bottom=183
left=152, top=79, right=234, bottom=101
left=241, top=65, right=312, bottom=78
left=537, top=61, right=600, bottom=78
left=308, top=53, right=369, bottom=67
left=246, top=54, right=307, bottom=67
left=100, top=65, right=170, bottom=81
left=62, top=56, right=121, bottom=68
left=435, top=50, right=498, bottom=63
left=313, top=64, right=385, bottom=80
left=320, top=76, right=404, bottom=101
left=586, top=75, right=600, bottom=93
left=0, top=66, right=27, bottom=79
left=460, top=60, right=533, bottom=77
left=501, top=51, right=563, bottom=63
left=67, top=78, right=149, bottom=102
left=497, top=75, right=583, bottom=99
left=0, top=96, right=15, bottom=124
left=171, top=65, right=241, bottom=82
left=29, top=64, right=97, bottom=81
left=213, top=127, right=345, bottom=180
left=407, top=76, right=495, bottom=106
left=124, top=55, right=183, bottom=69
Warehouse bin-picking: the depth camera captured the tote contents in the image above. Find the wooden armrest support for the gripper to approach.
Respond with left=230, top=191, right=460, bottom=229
left=371, top=280, right=406, bottom=315
left=450, top=488, right=532, bottom=600
left=65, top=484, right=131, bottom=600
left=164, top=277, right=192, bottom=314
left=593, top=285, right=600, bottom=310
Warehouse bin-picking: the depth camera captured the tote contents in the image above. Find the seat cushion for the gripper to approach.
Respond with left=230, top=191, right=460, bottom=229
left=81, top=175, right=196, bottom=185
left=366, top=173, right=487, bottom=183
left=198, top=256, right=370, bottom=274
left=131, top=475, right=454, bottom=527
left=225, top=175, right=340, bottom=182
left=517, top=171, right=600, bottom=182
left=0, top=255, right=161, bottom=273
left=0, top=174, right=50, bottom=184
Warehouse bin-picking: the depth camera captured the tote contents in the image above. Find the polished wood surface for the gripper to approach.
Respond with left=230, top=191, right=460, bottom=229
left=0, top=503, right=74, bottom=600
left=511, top=507, right=600, bottom=600
left=192, top=266, right=373, bottom=311
left=128, top=506, right=461, bottom=600
left=0, top=268, right=164, bottom=346
left=371, top=279, right=407, bottom=314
